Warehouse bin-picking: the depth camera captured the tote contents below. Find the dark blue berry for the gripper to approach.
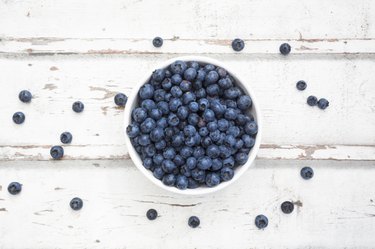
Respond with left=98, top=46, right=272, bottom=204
left=180, top=80, right=192, bottom=92
left=186, top=157, right=197, bottom=169
left=153, top=89, right=166, bottom=102
left=191, top=169, right=206, bottom=183
left=182, top=92, right=196, bottom=105
left=176, top=175, right=188, bottom=190
left=146, top=208, right=158, bottom=220
left=281, top=201, right=294, bottom=214
left=307, top=96, right=318, bottom=106
left=171, top=86, right=183, bottom=98
left=177, top=106, right=189, bottom=120
left=156, top=117, right=168, bottom=128
left=300, top=167, right=314, bottom=180
left=196, top=69, right=206, bottom=82
left=139, top=84, right=154, bottom=99
left=188, top=178, right=199, bottom=189
left=206, top=144, right=220, bottom=158
left=224, top=108, right=237, bottom=120
left=234, top=152, right=248, bottom=165
left=223, top=157, right=235, bottom=168
left=12, top=112, right=25, bottom=124
left=167, top=113, right=180, bottom=126
left=114, top=93, right=128, bottom=106
left=244, top=121, right=258, bottom=135
left=279, top=43, right=291, bottom=55
left=232, top=38, right=245, bottom=51
left=169, top=98, right=182, bottom=112
left=187, top=113, right=199, bottom=126
left=163, top=147, right=176, bottom=160
left=8, top=182, right=22, bottom=195
left=255, top=215, right=268, bottom=229
left=141, top=118, right=156, bottom=133
left=205, top=71, right=219, bottom=84
left=162, top=174, right=176, bottom=186
left=141, top=99, right=156, bottom=111
left=188, top=101, right=199, bottom=112
left=218, top=77, right=233, bottom=89
left=317, top=98, right=329, bottom=110
left=237, top=95, right=252, bottom=110
left=206, top=173, right=220, bottom=187
left=220, top=167, right=234, bottom=181
left=155, top=140, right=166, bottom=150
left=60, top=132, right=73, bottom=144
left=195, top=88, right=206, bottom=99
left=171, top=74, right=182, bottom=85
left=19, top=90, right=32, bottom=103
left=184, top=68, right=197, bottom=81
left=153, top=167, right=164, bottom=180
left=127, top=124, right=140, bottom=138
left=138, top=134, right=151, bottom=146
left=152, top=37, right=163, bottom=48
left=203, top=109, right=215, bottom=122
left=157, top=101, right=169, bottom=115
left=143, top=157, right=153, bottom=169
left=211, top=158, right=223, bottom=171
left=170, top=60, right=187, bottom=75
left=50, top=145, right=64, bottom=159
left=206, top=84, right=220, bottom=96
left=173, top=155, right=185, bottom=167
left=242, top=134, right=255, bottom=148
left=188, top=216, right=200, bottom=228
left=153, top=154, right=164, bottom=165
left=70, top=197, right=83, bottom=211
left=162, top=160, right=177, bottom=173
left=162, top=78, right=172, bottom=90
left=197, top=156, right=212, bottom=170
left=132, top=108, right=147, bottom=123
left=296, top=80, right=307, bottom=91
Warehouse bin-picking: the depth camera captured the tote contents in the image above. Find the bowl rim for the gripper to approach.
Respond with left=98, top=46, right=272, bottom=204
left=124, top=56, right=262, bottom=195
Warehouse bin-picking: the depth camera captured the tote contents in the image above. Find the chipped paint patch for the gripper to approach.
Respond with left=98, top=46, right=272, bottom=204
left=43, top=84, right=57, bottom=90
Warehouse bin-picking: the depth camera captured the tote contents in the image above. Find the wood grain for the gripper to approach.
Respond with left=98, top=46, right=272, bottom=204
left=0, top=159, right=374, bottom=249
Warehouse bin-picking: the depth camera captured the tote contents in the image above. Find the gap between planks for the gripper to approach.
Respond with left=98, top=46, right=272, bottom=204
left=0, top=37, right=374, bottom=55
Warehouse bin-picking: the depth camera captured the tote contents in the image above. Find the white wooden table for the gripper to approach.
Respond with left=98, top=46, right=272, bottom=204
left=0, top=1, right=375, bottom=248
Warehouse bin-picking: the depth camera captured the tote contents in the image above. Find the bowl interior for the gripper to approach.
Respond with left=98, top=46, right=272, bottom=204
left=124, top=56, right=262, bottom=195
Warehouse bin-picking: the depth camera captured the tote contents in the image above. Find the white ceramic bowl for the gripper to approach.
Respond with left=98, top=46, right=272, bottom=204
left=124, top=56, right=262, bottom=195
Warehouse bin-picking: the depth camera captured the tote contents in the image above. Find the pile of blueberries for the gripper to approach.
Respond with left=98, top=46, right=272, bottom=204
left=127, top=60, right=258, bottom=190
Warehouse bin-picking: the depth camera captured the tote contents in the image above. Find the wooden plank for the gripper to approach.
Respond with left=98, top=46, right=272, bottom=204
left=1, top=37, right=375, bottom=55
left=0, top=55, right=374, bottom=160
left=0, top=159, right=374, bottom=248
left=0, top=0, right=374, bottom=40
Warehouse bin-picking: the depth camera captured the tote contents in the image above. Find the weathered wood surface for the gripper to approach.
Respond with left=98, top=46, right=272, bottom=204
left=0, top=160, right=375, bottom=249
left=0, top=0, right=374, bottom=248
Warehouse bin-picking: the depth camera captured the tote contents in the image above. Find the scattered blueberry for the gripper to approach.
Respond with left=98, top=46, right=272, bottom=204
left=146, top=208, right=158, bottom=220
left=114, top=93, right=128, bottom=107
left=72, top=101, right=84, bottom=113
left=300, top=166, right=314, bottom=180
left=60, top=132, right=73, bottom=144
left=152, top=37, right=163, bottom=48
left=70, top=197, right=83, bottom=210
left=307, top=96, right=318, bottom=106
left=281, top=201, right=294, bottom=214
left=231, top=39, right=245, bottom=52
left=12, top=112, right=25, bottom=124
left=255, top=214, right=268, bottom=229
left=317, top=98, right=329, bottom=110
left=19, top=90, right=32, bottom=103
left=279, top=43, right=291, bottom=55
left=8, top=182, right=22, bottom=195
left=188, top=216, right=200, bottom=228
left=296, top=80, right=307, bottom=91
left=50, top=145, right=64, bottom=159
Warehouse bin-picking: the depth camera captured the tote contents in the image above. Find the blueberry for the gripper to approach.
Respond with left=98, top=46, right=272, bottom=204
left=153, top=167, right=164, bottom=180
left=317, top=98, right=329, bottom=110
left=163, top=147, right=176, bottom=160
left=203, top=109, right=215, bottom=122
left=184, top=125, right=197, bottom=137
left=206, top=145, right=220, bottom=158
left=300, top=166, right=314, bottom=180
left=72, top=101, right=84, bottom=113
left=143, top=157, right=153, bottom=169
left=157, top=101, right=169, bottom=115
left=144, top=145, right=156, bottom=157
left=296, top=80, right=307, bottom=91
left=235, top=114, right=249, bottom=126
left=191, top=169, right=206, bottom=183
left=186, top=157, right=197, bottom=169
left=153, top=89, right=166, bottom=102
left=281, top=201, right=294, bottom=214
left=19, top=90, right=32, bottom=103
left=205, top=71, right=219, bottom=85
left=180, top=165, right=192, bottom=177
left=226, top=99, right=237, bottom=109
left=8, top=182, right=22, bottom=195
left=162, top=78, right=172, bottom=90
left=12, top=112, right=25, bottom=124
left=193, top=147, right=205, bottom=158
left=244, top=121, right=258, bottom=135
left=255, top=215, right=268, bottom=229
left=187, top=113, right=199, bottom=126
left=187, top=178, right=200, bottom=189
left=205, top=173, right=220, bottom=187
left=220, top=167, right=234, bottom=181
left=153, top=154, right=164, bottom=165
left=182, top=92, right=196, bottom=105
left=206, top=84, right=220, bottom=97
left=141, top=118, right=156, bottom=133
left=180, top=146, right=194, bottom=158
left=197, top=156, right=212, bottom=170
left=50, top=145, right=64, bottom=159
left=188, top=102, right=199, bottom=112
left=207, top=121, right=218, bottom=132
left=279, top=43, right=291, bottom=55
left=114, top=93, right=128, bottom=107
left=184, top=68, right=197, bottom=81
left=227, top=126, right=240, bottom=138
left=224, top=135, right=236, bottom=148
left=232, top=38, right=245, bottom=52
left=223, top=157, right=235, bottom=168
left=195, top=88, right=206, bottom=99
left=176, top=175, right=188, bottom=190
left=209, top=130, right=220, bottom=143
left=307, top=96, right=318, bottom=106
left=127, top=124, right=140, bottom=139
left=237, top=95, right=252, bottom=110
left=156, top=117, right=168, bottom=128
left=138, top=134, right=151, bottom=146
left=171, top=74, right=183, bottom=85
left=196, top=69, right=206, bottom=82
left=132, top=108, right=148, bottom=123
left=162, top=174, right=176, bottom=186
left=210, top=100, right=225, bottom=116
left=141, top=99, right=156, bottom=111
left=146, top=208, right=158, bottom=220
left=180, top=80, right=192, bottom=92
left=218, top=119, right=229, bottom=132
left=177, top=106, right=189, bottom=120
left=149, top=108, right=162, bottom=120
left=171, top=133, right=184, bottom=147
left=170, top=60, right=187, bottom=75
left=224, top=88, right=240, bottom=99
left=188, top=216, right=200, bottom=228
left=70, top=197, right=83, bottom=211
left=173, top=155, right=185, bottom=167
left=139, top=84, right=154, bottom=99
left=218, top=77, right=233, bottom=89
left=152, top=37, right=163, bottom=48
left=211, top=158, right=223, bottom=171
left=198, top=98, right=210, bottom=111
left=167, top=113, right=180, bottom=126
left=169, top=98, right=182, bottom=112
left=171, top=86, right=183, bottom=98
left=155, top=140, right=167, bottom=150
left=235, top=152, right=248, bottom=165
left=162, top=160, right=177, bottom=173
left=242, top=134, right=255, bottom=148
left=224, top=108, right=237, bottom=120
left=60, top=132, right=73, bottom=144
left=199, top=127, right=209, bottom=137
